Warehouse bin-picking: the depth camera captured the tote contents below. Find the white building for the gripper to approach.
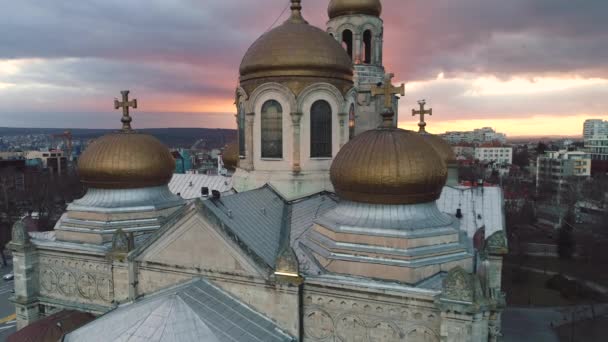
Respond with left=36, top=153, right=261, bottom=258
left=583, top=119, right=608, bottom=140
left=442, top=127, right=507, bottom=145
left=474, top=146, right=513, bottom=165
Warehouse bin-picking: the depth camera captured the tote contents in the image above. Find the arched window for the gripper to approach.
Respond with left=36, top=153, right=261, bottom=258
left=310, top=100, right=332, bottom=158
left=238, top=104, right=246, bottom=157
left=349, top=104, right=356, bottom=139
left=363, top=30, right=372, bottom=64
left=261, top=100, right=283, bottom=159
left=342, top=30, right=353, bottom=60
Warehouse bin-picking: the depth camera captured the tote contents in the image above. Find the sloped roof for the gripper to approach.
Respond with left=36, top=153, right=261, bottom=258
left=64, top=279, right=294, bottom=342
left=436, top=186, right=505, bottom=238
left=8, top=310, right=94, bottom=342
left=201, top=186, right=286, bottom=268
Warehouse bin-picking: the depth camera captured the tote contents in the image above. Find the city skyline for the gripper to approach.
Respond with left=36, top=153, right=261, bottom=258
left=1, top=0, right=607, bottom=136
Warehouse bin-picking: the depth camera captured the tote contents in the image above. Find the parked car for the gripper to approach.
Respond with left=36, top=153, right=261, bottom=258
left=3, top=273, right=14, bottom=281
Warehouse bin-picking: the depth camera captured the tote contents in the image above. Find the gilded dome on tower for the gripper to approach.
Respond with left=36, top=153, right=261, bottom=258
left=239, top=0, right=352, bottom=87
left=328, top=0, right=382, bottom=19
left=78, top=92, right=175, bottom=189
left=330, top=113, right=447, bottom=205
left=78, top=132, right=175, bottom=189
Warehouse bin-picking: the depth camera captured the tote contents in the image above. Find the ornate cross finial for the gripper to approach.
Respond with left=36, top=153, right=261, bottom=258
left=412, top=99, right=432, bottom=133
left=371, top=73, right=405, bottom=111
left=114, top=90, right=138, bottom=131
left=288, top=0, right=307, bottom=24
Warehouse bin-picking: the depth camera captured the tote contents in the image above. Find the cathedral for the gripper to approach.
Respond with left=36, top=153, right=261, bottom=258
left=9, top=1, right=507, bottom=341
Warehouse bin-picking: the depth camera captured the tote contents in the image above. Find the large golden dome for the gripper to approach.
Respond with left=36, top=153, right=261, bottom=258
left=331, top=115, right=447, bottom=205
left=421, top=133, right=456, bottom=164
left=239, top=0, right=352, bottom=84
left=328, top=0, right=382, bottom=19
left=78, top=132, right=175, bottom=189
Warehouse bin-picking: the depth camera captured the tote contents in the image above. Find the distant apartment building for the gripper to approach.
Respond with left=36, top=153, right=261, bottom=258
left=583, top=119, right=608, bottom=140
left=452, top=145, right=475, bottom=159
left=536, top=150, right=591, bottom=196
left=442, top=127, right=507, bottom=145
left=474, top=145, right=513, bottom=165
left=583, top=119, right=608, bottom=174
left=25, top=150, right=67, bottom=174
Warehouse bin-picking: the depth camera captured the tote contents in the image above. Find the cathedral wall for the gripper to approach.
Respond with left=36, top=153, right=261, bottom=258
left=37, top=250, right=114, bottom=311
left=302, top=281, right=441, bottom=342
left=136, top=264, right=300, bottom=337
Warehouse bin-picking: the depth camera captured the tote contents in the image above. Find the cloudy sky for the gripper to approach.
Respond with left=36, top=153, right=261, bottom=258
left=1, top=0, right=607, bottom=137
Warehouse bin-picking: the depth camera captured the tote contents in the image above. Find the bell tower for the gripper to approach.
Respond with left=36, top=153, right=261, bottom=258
left=327, top=0, right=398, bottom=134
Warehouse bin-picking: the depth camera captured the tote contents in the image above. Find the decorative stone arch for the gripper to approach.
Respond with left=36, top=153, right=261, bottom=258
left=245, top=82, right=296, bottom=115
left=344, top=86, right=358, bottom=113
left=297, top=83, right=345, bottom=114
left=406, top=325, right=440, bottom=342
left=235, top=86, right=249, bottom=105
left=368, top=320, right=403, bottom=342
left=336, top=22, right=358, bottom=38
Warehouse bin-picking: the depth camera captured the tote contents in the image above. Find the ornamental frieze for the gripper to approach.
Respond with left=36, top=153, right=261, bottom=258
left=303, top=294, right=440, bottom=342
left=38, top=255, right=114, bottom=304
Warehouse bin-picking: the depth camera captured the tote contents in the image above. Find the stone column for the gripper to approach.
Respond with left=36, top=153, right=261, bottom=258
left=9, top=222, right=39, bottom=330
left=291, top=112, right=302, bottom=173
left=376, top=37, right=383, bottom=66
left=242, top=112, right=255, bottom=171
left=338, top=113, right=347, bottom=148
left=354, top=33, right=362, bottom=64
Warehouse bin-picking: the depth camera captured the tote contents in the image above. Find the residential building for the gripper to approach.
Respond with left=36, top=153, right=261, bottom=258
left=536, top=150, right=591, bottom=197
left=583, top=119, right=608, bottom=140
left=24, top=150, right=67, bottom=175
left=442, top=127, right=507, bottom=145
left=475, top=145, right=513, bottom=165
left=584, top=134, right=608, bottom=174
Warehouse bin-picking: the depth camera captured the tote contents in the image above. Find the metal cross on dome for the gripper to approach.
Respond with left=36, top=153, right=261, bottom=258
left=114, top=90, right=138, bottom=131
left=371, top=73, right=405, bottom=111
left=412, top=99, right=432, bottom=133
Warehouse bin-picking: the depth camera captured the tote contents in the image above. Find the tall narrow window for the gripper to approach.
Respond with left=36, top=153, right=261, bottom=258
left=363, top=30, right=372, bottom=64
left=342, top=30, right=353, bottom=60
left=311, top=100, right=332, bottom=158
left=238, top=104, right=246, bottom=157
left=349, top=104, right=356, bottom=139
left=261, top=100, right=283, bottom=159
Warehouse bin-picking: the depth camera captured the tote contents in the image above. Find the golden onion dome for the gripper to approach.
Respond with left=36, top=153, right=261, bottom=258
left=222, top=141, right=239, bottom=170
left=239, top=0, right=352, bottom=84
left=420, top=133, right=457, bottom=164
left=331, top=113, right=447, bottom=205
left=78, top=132, right=175, bottom=189
left=328, top=0, right=382, bottom=19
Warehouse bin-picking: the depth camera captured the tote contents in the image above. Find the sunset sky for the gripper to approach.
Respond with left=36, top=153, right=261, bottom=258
left=1, top=0, right=607, bottom=137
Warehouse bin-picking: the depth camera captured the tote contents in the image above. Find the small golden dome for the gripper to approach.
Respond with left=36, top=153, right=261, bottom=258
left=240, top=0, right=352, bottom=84
left=328, top=0, right=382, bottom=19
left=331, top=114, right=447, bottom=205
left=78, top=132, right=175, bottom=189
left=222, top=142, right=239, bottom=170
left=421, top=133, right=457, bottom=164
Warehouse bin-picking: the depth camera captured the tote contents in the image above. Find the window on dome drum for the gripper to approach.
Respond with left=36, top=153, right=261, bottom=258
left=261, top=100, right=283, bottom=159
left=238, top=105, right=246, bottom=157
left=342, top=30, right=353, bottom=59
left=311, top=100, right=332, bottom=158
left=363, top=30, right=372, bottom=64
left=349, top=103, right=356, bottom=140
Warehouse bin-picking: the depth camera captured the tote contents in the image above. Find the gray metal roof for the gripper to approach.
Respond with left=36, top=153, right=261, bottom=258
left=436, top=186, right=505, bottom=238
left=202, top=187, right=286, bottom=268
left=169, top=174, right=233, bottom=200
left=64, top=279, right=294, bottom=342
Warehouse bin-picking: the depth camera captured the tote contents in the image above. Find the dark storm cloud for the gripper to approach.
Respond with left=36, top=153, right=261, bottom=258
left=381, top=0, right=608, bottom=79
